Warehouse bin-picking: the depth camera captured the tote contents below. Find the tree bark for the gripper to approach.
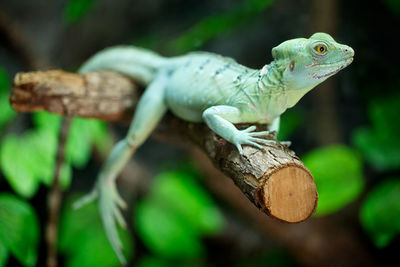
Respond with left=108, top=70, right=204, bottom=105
left=11, top=70, right=318, bottom=223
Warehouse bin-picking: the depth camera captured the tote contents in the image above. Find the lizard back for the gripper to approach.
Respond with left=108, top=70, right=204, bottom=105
left=165, top=52, right=257, bottom=122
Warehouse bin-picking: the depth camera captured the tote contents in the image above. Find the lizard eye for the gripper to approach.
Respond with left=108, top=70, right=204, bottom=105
left=314, top=44, right=328, bottom=55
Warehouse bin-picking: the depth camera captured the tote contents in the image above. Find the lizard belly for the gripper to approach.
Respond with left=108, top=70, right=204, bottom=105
left=165, top=81, right=210, bottom=123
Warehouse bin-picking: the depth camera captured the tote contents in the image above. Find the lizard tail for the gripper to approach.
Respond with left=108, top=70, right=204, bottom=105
left=79, top=46, right=167, bottom=85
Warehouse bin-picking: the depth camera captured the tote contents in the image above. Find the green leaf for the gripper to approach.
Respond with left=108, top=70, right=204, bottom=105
left=151, top=171, right=224, bottom=234
left=59, top=163, right=72, bottom=189
left=135, top=200, right=204, bottom=258
left=0, top=93, right=16, bottom=130
left=63, top=0, right=98, bottom=24
left=27, top=129, right=59, bottom=185
left=65, top=118, right=93, bottom=168
left=1, top=111, right=111, bottom=196
left=0, top=67, right=10, bottom=91
left=276, top=108, right=304, bottom=141
left=0, top=67, right=16, bottom=130
left=59, top=195, right=133, bottom=267
left=33, top=111, right=61, bottom=132
left=66, top=118, right=111, bottom=167
left=0, top=129, right=58, bottom=197
left=303, top=145, right=365, bottom=216
left=0, top=134, right=41, bottom=197
left=135, top=170, right=224, bottom=258
left=87, top=119, right=112, bottom=155
left=0, top=242, right=8, bottom=267
left=0, top=194, right=39, bottom=267
left=360, top=178, right=400, bottom=247
left=352, top=95, right=400, bottom=170
left=34, top=112, right=111, bottom=168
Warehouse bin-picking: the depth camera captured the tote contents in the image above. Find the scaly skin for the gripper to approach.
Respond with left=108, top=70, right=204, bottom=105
left=74, top=32, right=354, bottom=264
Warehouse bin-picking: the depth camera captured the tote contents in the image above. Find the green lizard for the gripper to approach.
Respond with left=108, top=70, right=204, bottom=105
left=74, top=32, right=354, bottom=264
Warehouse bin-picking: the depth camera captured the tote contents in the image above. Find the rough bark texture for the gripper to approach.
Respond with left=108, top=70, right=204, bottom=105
left=182, top=123, right=317, bottom=222
left=11, top=70, right=137, bottom=121
left=11, top=70, right=318, bottom=223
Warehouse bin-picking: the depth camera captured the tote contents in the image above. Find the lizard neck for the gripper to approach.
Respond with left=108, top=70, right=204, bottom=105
left=257, top=59, right=314, bottom=109
left=257, top=59, right=287, bottom=91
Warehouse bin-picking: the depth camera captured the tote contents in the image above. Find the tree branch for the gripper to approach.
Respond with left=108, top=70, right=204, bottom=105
left=45, top=117, right=71, bottom=267
left=11, top=70, right=318, bottom=223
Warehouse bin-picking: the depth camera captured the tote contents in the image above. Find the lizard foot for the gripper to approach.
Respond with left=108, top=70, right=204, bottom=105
left=73, top=179, right=128, bottom=265
left=234, top=125, right=275, bottom=154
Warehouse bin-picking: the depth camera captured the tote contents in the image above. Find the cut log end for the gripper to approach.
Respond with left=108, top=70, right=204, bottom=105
left=259, top=165, right=317, bottom=223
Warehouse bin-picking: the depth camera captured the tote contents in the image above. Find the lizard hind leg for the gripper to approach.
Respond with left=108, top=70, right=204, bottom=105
left=74, top=72, right=169, bottom=265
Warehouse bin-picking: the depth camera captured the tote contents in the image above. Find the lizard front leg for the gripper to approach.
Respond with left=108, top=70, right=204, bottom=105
left=74, top=72, right=169, bottom=264
left=202, top=105, right=274, bottom=154
left=269, top=116, right=280, bottom=133
left=268, top=116, right=291, bottom=146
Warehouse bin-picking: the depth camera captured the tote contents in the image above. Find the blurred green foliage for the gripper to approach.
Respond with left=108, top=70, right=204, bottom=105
left=276, top=108, right=304, bottom=141
left=0, top=67, right=16, bottom=131
left=0, top=112, right=111, bottom=198
left=136, top=0, right=274, bottom=54
left=351, top=93, right=400, bottom=247
left=303, top=145, right=364, bottom=216
left=136, top=255, right=189, bottom=267
left=0, top=243, right=7, bottom=267
left=236, top=249, right=295, bottom=267
left=135, top=170, right=224, bottom=259
left=168, top=0, right=275, bottom=53
left=0, top=194, right=39, bottom=267
left=59, top=195, right=133, bottom=267
left=383, top=0, right=400, bottom=16
left=352, top=94, right=400, bottom=171
left=136, top=255, right=205, bottom=267
left=1, top=129, right=60, bottom=197
left=360, top=179, right=400, bottom=247
left=63, top=0, right=99, bottom=24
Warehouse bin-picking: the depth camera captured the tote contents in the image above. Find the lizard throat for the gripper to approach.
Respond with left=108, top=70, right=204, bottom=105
left=257, top=60, right=286, bottom=91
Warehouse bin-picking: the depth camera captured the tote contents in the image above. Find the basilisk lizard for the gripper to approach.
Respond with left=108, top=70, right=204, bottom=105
left=74, top=32, right=354, bottom=264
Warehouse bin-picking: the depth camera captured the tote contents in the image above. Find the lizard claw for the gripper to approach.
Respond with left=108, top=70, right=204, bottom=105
left=72, top=189, right=98, bottom=210
left=234, top=126, right=276, bottom=153
left=99, top=179, right=128, bottom=265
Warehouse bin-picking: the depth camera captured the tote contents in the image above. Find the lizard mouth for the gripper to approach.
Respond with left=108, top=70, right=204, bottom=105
left=312, top=56, right=353, bottom=79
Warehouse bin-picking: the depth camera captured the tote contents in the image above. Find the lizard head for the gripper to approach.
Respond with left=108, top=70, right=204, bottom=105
left=271, top=32, right=354, bottom=91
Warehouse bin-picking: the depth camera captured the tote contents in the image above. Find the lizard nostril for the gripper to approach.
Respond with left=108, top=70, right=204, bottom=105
left=343, top=47, right=355, bottom=57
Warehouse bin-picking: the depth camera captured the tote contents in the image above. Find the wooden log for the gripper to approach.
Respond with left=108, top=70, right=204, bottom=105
left=11, top=70, right=318, bottom=223
left=11, top=70, right=137, bottom=121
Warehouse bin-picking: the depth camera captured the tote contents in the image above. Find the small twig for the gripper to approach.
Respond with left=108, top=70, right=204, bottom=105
left=45, top=117, right=72, bottom=267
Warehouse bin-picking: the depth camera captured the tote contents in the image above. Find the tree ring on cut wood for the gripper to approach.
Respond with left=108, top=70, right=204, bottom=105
left=257, top=164, right=318, bottom=223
